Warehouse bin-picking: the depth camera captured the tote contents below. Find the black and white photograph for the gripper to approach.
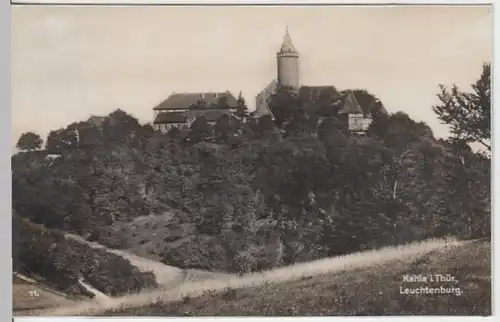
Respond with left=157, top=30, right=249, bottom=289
left=11, top=4, right=492, bottom=317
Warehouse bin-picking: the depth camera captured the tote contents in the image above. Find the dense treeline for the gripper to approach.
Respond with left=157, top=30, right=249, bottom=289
left=12, top=64, right=491, bottom=274
left=12, top=214, right=158, bottom=296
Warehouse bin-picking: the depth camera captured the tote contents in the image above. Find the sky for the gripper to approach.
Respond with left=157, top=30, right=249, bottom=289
left=11, top=5, right=492, bottom=149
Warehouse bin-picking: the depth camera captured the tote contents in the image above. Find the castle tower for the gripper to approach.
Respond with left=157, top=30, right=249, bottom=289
left=277, top=27, right=300, bottom=90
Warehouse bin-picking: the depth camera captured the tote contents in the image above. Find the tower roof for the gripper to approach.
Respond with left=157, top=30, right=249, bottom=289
left=338, top=91, right=364, bottom=114
left=278, top=27, right=298, bottom=55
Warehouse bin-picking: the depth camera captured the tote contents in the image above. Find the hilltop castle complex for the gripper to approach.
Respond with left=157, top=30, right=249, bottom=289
left=153, top=28, right=379, bottom=133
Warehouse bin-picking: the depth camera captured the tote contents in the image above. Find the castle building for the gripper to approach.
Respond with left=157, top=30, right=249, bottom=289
left=337, top=90, right=373, bottom=134
left=253, top=28, right=377, bottom=133
left=152, top=91, right=239, bottom=132
left=153, top=28, right=383, bottom=133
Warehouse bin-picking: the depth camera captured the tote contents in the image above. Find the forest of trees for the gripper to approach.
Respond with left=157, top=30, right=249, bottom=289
left=12, top=63, right=491, bottom=274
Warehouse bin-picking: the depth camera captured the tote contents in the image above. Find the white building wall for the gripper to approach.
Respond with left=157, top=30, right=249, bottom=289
left=348, top=114, right=372, bottom=132
left=277, top=56, right=299, bottom=89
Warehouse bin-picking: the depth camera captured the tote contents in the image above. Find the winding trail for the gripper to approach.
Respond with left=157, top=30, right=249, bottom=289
left=64, top=233, right=231, bottom=293
left=65, top=233, right=187, bottom=286
left=77, top=278, right=112, bottom=304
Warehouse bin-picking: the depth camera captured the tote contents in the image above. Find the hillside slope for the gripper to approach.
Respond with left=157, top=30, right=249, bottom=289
left=107, top=238, right=491, bottom=316
left=14, top=227, right=232, bottom=317
left=13, top=216, right=158, bottom=300
left=28, top=237, right=490, bottom=316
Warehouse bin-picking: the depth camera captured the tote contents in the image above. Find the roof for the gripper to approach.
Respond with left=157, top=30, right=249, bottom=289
left=252, top=80, right=278, bottom=119
left=347, top=90, right=389, bottom=117
left=154, top=109, right=234, bottom=124
left=338, top=91, right=364, bottom=114
left=299, top=86, right=340, bottom=102
left=153, top=92, right=238, bottom=111
left=153, top=112, right=189, bottom=124
left=278, top=28, right=298, bottom=56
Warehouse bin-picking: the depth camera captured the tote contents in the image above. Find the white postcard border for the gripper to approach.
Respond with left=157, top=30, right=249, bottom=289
left=6, top=0, right=498, bottom=321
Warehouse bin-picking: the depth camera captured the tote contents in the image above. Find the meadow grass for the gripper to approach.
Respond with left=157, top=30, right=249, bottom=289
left=30, top=237, right=490, bottom=316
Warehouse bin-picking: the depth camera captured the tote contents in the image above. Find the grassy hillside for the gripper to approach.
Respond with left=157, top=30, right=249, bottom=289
left=103, top=238, right=490, bottom=316
left=28, top=237, right=489, bottom=316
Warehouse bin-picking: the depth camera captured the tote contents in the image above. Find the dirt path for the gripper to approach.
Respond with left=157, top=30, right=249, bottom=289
left=77, top=278, right=112, bottom=303
left=65, top=233, right=187, bottom=286
left=64, top=233, right=231, bottom=287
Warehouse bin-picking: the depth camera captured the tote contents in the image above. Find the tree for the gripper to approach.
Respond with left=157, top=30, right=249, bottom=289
left=67, top=121, right=102, bottom=149
left=216, top=96, right=230, bottom=109
left=214, top=114, right=235, bottom=144
left=167, top=127, right=181, bottom=140
left=187, top=116, right=212, bottom=144
left=440, top=139, right=491, bottom=239
left=433, top=63, right=491, bottom=151
left=235, top=91, right=249, bottom=121
left=372, top=112, right=434, bottom=153
left=255, top=115, right=276, bottom=139
left=16, top=132, right=43, bottom=151
left=102, top=109, right=142, bottom=144
left=268, top=87, right=303, bottom=127
left=45, top=128, right=78, bottom=153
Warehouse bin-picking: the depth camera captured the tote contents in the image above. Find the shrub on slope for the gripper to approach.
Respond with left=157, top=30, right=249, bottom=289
left=97, top=211, right=194, bottom=253
left=97, top=212, right=230, bottom=272
left=13, top=215, right=158, bottom=297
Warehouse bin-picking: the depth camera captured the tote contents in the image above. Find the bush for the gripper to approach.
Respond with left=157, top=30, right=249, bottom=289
left=13, top=215, right=158, bottom=297
left=160, top=235, right=228, bottom=271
